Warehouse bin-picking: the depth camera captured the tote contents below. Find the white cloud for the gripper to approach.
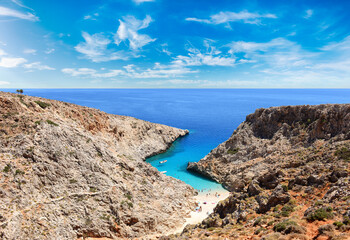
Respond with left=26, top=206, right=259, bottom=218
left=24, top=62, right=55, bottom=70
left=114, top=15, right=156, bottom=50
left=75, top=32, right=128, bottom=62
left=228, top=38, right=294, bottom=53
left=0, top=49, right=6, bottom=56
left=62, top=68, right=126, bottom=78
left=321, top=35, right=350, bottom=51
left=11, top=0, right=34, bottom=11
left=62, top=63, right=195, bottom=79
left=0, top=57, right=27, bottom=68
left=84, top=12, right=99, bottom=20
left=159, top=43, right=172, bottom=56
left=23, top=48, right=36, bottom=54
left=45, top=48, right=55, bottom=54
left=186, top=10, right=277, bottom=25
left=58, top=33, right=71, bottom=38
left=133, top=0, right=155, bottom=4
left=173, top=40, right=236, bottom=67
left=227, top=38, right=314, bottom=69
left=0, top=6, right=38, bottom=21
left=0, top=81, right=10, bottom=85
left=304, top=9, right=313, bottom=19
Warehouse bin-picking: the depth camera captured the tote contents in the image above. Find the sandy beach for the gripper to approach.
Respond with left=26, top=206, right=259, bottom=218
left=173, top=188, right=230, bottom=234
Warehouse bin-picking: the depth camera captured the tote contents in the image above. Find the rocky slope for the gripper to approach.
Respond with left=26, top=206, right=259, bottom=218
left=173, top=104, right=350, bottom=239
left=0, top=92, right=196, bottom=239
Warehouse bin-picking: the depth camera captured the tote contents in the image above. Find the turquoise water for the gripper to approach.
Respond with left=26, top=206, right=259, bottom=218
left=2, top=89, right=350, bottom=191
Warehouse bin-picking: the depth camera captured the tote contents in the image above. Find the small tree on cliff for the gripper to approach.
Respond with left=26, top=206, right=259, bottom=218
left=16, top=89, right=24, bottom=94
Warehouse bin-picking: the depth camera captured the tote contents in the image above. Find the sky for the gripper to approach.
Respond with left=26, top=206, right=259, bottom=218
left=0, top=0, right=350, bottom=88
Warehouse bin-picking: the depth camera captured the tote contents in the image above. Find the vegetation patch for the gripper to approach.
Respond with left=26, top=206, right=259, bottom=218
left=273, top=220, right=297, bottom=232
left=89, top=187, right=98, bottom=193
left=69, top=179, right=78, bottom=184
left=227, top=148, right=239, bottom=155
left=35, top=100, right=51, bottom=109
left=125, top=193, right=132, bottom=200
left=306, top=207, right=334, bottom=222
left=3, top=164, right=11, bottom=173
left=15, top=169, right=25, bottom=175
left=333, top=221, right=344, bottom=229
left=335, top=147, right=350, bottom=161
left=46, top=120, right=59, bottom=126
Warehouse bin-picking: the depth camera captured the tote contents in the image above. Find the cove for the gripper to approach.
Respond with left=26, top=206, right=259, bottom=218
left=4, top=88, right=350, bottom=191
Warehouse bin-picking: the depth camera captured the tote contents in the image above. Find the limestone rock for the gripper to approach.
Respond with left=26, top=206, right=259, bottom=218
left=0, top=92, right=196, bottom=239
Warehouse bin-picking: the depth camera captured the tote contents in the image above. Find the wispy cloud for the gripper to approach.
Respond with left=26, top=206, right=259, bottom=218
left=0, top=6, right=38, bottom=21
left=0, top=48, right=6, bottom=56
left=0, top=81, right=10, bottom=85
left=304, top=9, right=313, bottom=19
left=11, top=0, right=34, bottom=11
left=186, top=10, right=277, bottom=25
left=75, top=15, right=155, bottom=62
left=114, top=15, right=156, bottom=50
left=45, top=48, right=55, bottom=54
left=24, top=62, right=55, bottom=70
left=62, top=63, right=195, bottom=79
left=23, top=48, right=36, bottom=54
left=321, top=35, right=350, bottom=51
left=0, top=57, right=27, bottom=68
left=133, top=0, right=155, bottom=4
left=84, top=13, right=99, bottom=21
left=172, top=40, right=236, bottom=67
left=75, top=32, right=128, bottom=62
left=228, top=38, right=312, bottom=68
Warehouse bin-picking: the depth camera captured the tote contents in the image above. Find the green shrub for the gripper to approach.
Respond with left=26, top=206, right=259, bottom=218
left=125, top=193, right=132, bottom=200
left=273, top=220, right=297, bottom=232
left=333, top=221, right=344, bottom=228
left=15, top=169, right=24, bottom=175
left=254, top=217, right=262, bottom=226
left=254, top=227, right=265, bottom=235
left=46, top=120, right=58, bottom=126
left=343, top=216, right=350, bottom=225
left=35, top=101, right=50, bottom=109
left=306, top=208, right=334, bottom=222
left=335, top=147, right=350, bottom=161
left=69, top=179, right=77, bottom=184
left=281, top=184, right=288, bottom=192
left=3, top=164, right=11, bottom=173
left=89, top=187, right=97, bottom=193
left=127, top=201, right=133, bottom=208
left=227, top=148, right=239, bottom=155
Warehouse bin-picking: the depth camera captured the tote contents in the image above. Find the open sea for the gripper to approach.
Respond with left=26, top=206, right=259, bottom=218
left=2, top=89, right=350, bottom=191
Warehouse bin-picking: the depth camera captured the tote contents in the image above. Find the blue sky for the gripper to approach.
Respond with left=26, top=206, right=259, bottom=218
left=0, top=0, right=350, bottom=88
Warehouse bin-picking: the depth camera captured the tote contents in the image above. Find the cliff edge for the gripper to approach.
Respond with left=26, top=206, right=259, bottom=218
left=179, top=104, right=350, bottom=239
left=0, top=92, right=196, bottom=239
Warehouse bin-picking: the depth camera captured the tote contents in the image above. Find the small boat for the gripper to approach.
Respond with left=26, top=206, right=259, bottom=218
left=160, top=171, right=167, bottom=174
left=159, top=160, right=167, bottom=164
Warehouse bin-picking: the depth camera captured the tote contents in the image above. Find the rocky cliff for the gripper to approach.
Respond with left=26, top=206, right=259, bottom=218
left=0, top=92, right=196, bottom=239
left=177, top=104, right=350, bottom=239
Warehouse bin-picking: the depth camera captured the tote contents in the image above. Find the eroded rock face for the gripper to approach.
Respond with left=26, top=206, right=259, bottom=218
left=0, top=92, right=196, bottom=239
left=188, top=104, right=350, bottom=190
left=174, top=104, right=350, bottom=240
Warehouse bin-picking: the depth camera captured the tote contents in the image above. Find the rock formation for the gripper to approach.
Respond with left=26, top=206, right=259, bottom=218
left=0, top=92, right=196, bottom=239
left=173, top=104, right=350, bottom=239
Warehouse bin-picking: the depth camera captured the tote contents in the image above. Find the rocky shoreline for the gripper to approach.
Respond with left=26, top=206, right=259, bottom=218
left=168, top=104, right=350, bottom=239
left=1, top=92, right=349, bottom=240
left=0, top=92, right=196, bottom=239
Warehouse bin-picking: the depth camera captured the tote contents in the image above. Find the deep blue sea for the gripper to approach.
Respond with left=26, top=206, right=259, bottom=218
left=2, top=89, right=350, bottom=191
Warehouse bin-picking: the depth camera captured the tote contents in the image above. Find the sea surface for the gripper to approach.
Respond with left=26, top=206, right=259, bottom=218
left=2, top=89, right=350, bottom=191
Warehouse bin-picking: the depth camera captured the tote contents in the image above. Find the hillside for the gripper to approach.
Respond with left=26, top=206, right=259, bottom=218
left=0, top=92, right=196, bottom=239
left=173, top=104, right=350, bottom=239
